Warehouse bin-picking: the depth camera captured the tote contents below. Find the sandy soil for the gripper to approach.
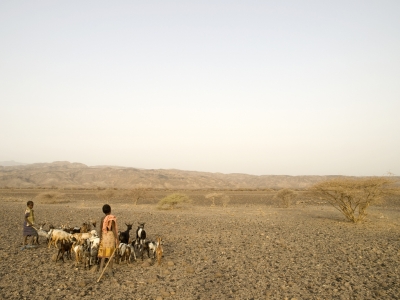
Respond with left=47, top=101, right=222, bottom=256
left=1, top=194, right=400, bottom=300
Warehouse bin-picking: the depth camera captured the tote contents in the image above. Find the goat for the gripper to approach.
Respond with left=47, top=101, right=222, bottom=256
left=56, top=240, right=73, bottom=263
left=71, top=230, right=97, bottom=244
left=72, top=241, right=84, bottom=267
left=82, top=239, right=92, bottom=269
left=155, top=236, right=163, bottom=265
left=135, top=222, right=146, bottom=249
left=116, top=243, right=132, bottom=264
left=77, top=220, right=97, bottom=233
left=37, top=223, right=51, bottom=244
left=62, top=224, right=80, bottom=234
left=128, top=239, right=137, bottom=261
left=88, top=237, right=100, bottom=267
left=119, top=223, right=133, bottom=244
left=48, top=229, right=73, bottom=248
left=90, top=219, right=97, bottom=228
left=140, top=240, right=157, bottom=260
left=79, top=222, right=89, bottom=233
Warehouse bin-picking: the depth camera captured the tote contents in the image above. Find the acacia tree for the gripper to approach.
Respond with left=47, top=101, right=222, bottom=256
left=310, top=177, right=396, bottom=223
left=276, top=189, right=296, bottom=208
left=158, top=193, right=192, bottom=209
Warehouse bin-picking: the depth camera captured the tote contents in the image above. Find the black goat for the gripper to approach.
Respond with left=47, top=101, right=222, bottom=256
left=119, top=223, right=133, bottom=244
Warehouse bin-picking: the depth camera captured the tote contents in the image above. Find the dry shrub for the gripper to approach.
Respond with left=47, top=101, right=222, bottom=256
left=310, top=177, right=397, bottom=223
left=96, top=189, right=117, bottom=202
left=158, top=193, right=192, bottom=210
left=121, top=187, right=148, bottom=205
left=35, top=191, right=68, bottom=204
left=276, top=189, right=297, bottom=208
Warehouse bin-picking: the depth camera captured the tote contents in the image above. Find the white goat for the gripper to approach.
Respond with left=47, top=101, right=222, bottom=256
left=48, top=229, right=73, bottom=248
left=117, top=243, right=131, bottom=264
left=88, top=236, right=100, bottom=266
left=71, top=229, right=97, bottom=243
left=34, top=223, right=51, bottom=244
left=72, top=241, right=84, bottom=267
left=141, top=240, right=157, bottom=260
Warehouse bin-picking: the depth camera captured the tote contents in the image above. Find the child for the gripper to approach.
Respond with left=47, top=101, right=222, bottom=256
left=22, top=201, right=38, bottom=250
left=98, top=204, right=119, bottom=276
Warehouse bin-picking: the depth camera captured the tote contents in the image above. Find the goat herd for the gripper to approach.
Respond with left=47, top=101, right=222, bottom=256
left=32, top=221, right=164, bottom=269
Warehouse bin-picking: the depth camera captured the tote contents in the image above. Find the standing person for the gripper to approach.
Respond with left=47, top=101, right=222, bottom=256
left=22, top=200, right=38, bottom=250
left=98, top=204, right=119, bottom=276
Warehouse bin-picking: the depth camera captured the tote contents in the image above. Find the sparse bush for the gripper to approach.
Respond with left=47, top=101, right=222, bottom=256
left=35, top=191, right=67, bottom=204
left=96, top=189, right=117, bottom=202
left=276, top=189, right=296, bottom=208
left=158, top=193, right=192, bottom=210
left=310, top=177, right=397, bottom=223
left=122, top=187, right=148, bottom=205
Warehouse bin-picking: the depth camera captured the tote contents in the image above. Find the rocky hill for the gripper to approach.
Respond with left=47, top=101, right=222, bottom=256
left=0, top=161, right=387, bottom=190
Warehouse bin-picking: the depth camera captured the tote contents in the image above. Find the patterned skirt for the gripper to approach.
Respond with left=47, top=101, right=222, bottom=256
left=23, top=222, right=38, bottom=237
left=98, top=231, right=116, bottom=258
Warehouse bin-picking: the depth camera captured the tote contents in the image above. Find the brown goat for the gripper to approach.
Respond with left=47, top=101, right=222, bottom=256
left=56, top=240, right=73, bottom=262
left=155, top=237, right=163, bottom=265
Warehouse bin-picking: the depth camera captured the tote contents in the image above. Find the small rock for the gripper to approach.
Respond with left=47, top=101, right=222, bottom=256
left=163, top=269, right=171, bottom=275
left=186, top=266, right=195, bottom=274
left=78, top=281, right=86, bottom=288
left=161, top=291, right=170, bottom=297
left=148, top=277, right=157, bottom=284
left=167, top=261, right=174, bottom=267
left=142, top=261, right=151, bottom=267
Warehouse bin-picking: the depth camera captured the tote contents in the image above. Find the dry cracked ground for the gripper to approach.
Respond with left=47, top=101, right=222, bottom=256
left=0, top=192, right=400, bottom=300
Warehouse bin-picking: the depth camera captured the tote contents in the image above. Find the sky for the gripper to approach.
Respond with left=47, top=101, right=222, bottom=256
left=1, top=1, right=399, bottom=176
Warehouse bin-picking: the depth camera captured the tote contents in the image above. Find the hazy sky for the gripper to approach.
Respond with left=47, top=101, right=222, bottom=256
left=1, top=1, right=399, bottom=176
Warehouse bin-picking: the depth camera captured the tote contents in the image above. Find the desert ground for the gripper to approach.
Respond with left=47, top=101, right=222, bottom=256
left=0, top=189, right=399, bottom=300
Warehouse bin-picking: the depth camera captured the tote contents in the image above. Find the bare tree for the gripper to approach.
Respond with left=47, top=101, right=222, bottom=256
left=310, top=177, right=397, bottom=223
left=276, top=189, right=296, bottom=208
left=221, top=194, right=231, bottom=208
left=123, top=188, right=148, bottom=205
left=205, top=192, right=223, bottom=207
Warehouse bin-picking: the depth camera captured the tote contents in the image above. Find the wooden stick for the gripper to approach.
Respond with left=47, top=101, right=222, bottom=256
left=97, top=248, right=117, bottom=283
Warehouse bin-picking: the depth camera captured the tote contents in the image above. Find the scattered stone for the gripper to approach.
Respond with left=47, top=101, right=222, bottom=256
left=161, top=291, right=170, bottom=297
left=167, top=261, right=174, bottom=267
left=148, top=277, right=157, bottom=284
left=142, top=261, right=151, bottom=267
left=163, top=269, right=171, bottom=275
left=215, top=272, right=222, bottom=278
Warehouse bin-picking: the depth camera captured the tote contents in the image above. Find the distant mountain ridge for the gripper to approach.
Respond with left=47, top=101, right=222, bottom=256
left=0, top=161, right=392, bottom=190
left=0, top=160, right=27, bottom=167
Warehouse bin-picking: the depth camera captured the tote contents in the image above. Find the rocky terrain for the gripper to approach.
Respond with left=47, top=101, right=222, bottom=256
left=0, top=190, right=399, bottom=299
